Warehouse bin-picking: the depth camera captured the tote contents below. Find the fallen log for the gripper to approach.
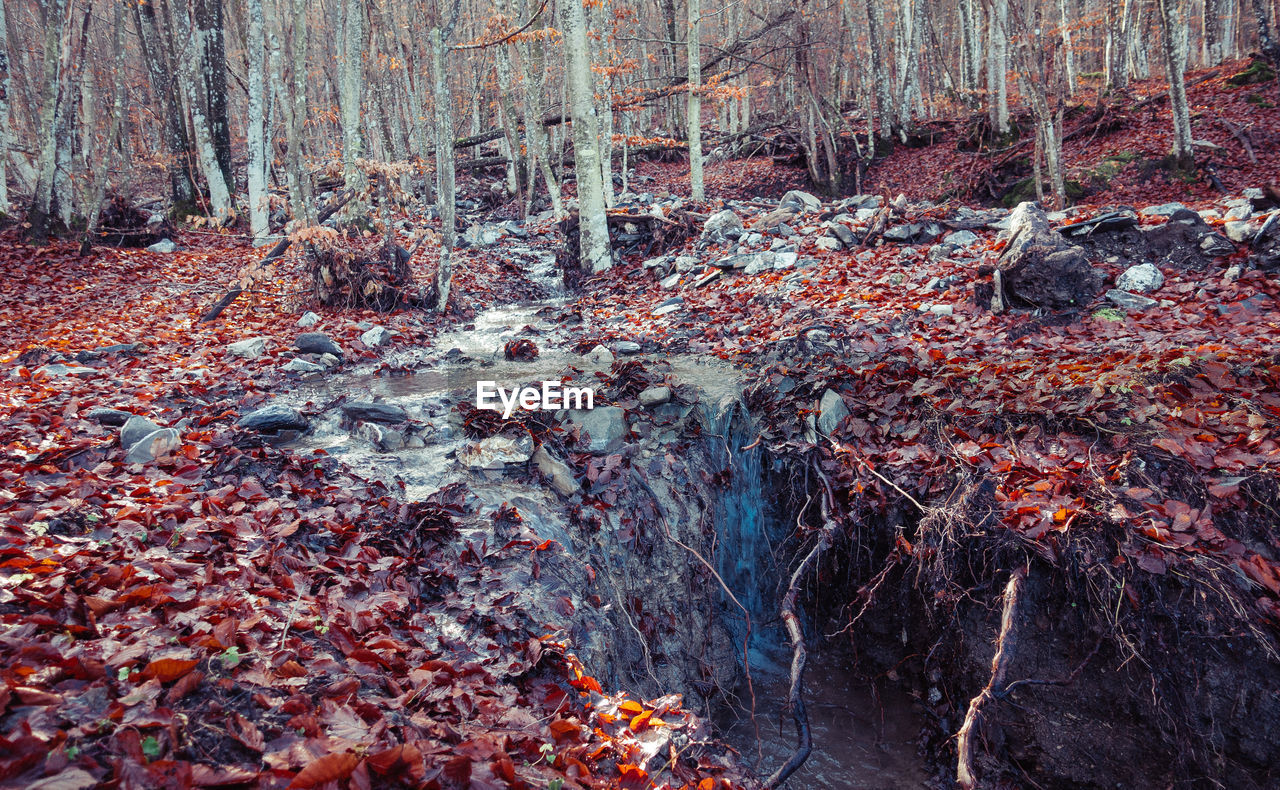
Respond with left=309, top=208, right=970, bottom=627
left=199, top=190, right=353, bottom=323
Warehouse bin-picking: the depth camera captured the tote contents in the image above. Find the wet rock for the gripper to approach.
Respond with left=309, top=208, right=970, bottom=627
left=120, top=416, right=162, bottom=450
left=638, top=386, right=671, bottom=407
left=87, top=407, right=132, bottom=426
left=283, top=358, right=325, bottom=374
left=237, top=404, right=308, bottom=433
left=780, top=190, right=821, bottom=213
left=1106, top=289, right=1158, bottom=312
left=1116, top=263, right=1164, bottom=293
left=700, top=209, right=743, bottom=244
left=569, top=406, right=628, bottom=453
left=460, top=434, right=534, bottom=469
left=360, top=326, right=393, bottom=347
left=615, top=341, right=642, bottom=355
left=147, top=239, right=177, bottom=253
left=297, top=311, right=321, bottom=328
left=317, top=353, right=340, bottom=368
left=532, top=446, right=577, bottom=495
left=295, top=333, right=343, bottom=357
left=586, top=345, right=615, bottom=366
left=355, top=422, right=405, bottom=452
left=462, top=223, right=506, bottom=247
left=817, top=389, right=849, bottom=435
left=124, top=428, right=181, bottom=464
left=227, top=337, right=271, bottom=359
left=342, top=401, right=408, bottom=424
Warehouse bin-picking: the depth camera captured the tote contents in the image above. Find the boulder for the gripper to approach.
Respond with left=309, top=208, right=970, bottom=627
left=1199, top=233, right=1236, bottom=257
left=295, top=333, right=343, bottom=357
left=124, top=428, right=181, bottom=464
left=780, top=190, right=821, bottom=213
left=943, top=230, right=980, bottom=247
left=1139, top=202, right=1187, bottom=218
left=700, top=210, right=743, bottom=244
left=283, top=358, right=325, bottom=374
left=817, top=389, right=849, bottom=436
left=120, top=416, right=162, bottom=450
left=569, top=406, right=628, bottom=453
left=227, top=337, right=271, bottom=359
left=87, top=407, right=132, bottom=427
left=147, top=239, right=177, bottom=253
left=237, top=404, right=309, bottom=433
left=1225, top=221, right=1256, bottom=243
left=992, top=202, right=1104, bottom=310
left=829, top=224, right=859, bottom=247
left=586, top=345, right=615, bottom=366
left=1106, top=289, right=1158, bottom=312
left=360, top=326, right=393, bottom=347
left=1058, top=210, right=1139, bottom=238
left=1116, top=263, right=1164, bottom=293
left=615, top=341, right=642, bottom=355
left=532, top=446, right=578, bottom=495
left=342, top=402, right=408, bottom=423
left=297, top=311, right=321, bottom=328
left=462, top=223, right=506, bottom=247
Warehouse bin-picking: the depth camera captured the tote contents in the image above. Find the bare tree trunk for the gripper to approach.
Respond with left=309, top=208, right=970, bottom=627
left=428, top=21, right=456, bottom=311
left=988, top=0, right=1010, bottom=136
left=247, top=0, right=268, bottom=242
left=687, top=0, right=704, bottom=201
left=0, top=0, right=11, bottom=215
left=288, top=0, right=314, bottom=225
left=80, top=0, right=127, bottom=255
left=28, top=0, right=72, bottom=242
left=194, top=0, right=232, bottom=190
left=864, top=0, right=895, bottom=141
left=516, top=0, right=562, bottom=218
left=1254, top=0, right=1280, bottom=70
left=339, top=0, right=366, bottom=213
left=959, top=0, right=982, bottom=102
left=172, top=0, right=233, bottom=223
left=1060, top=0, right=1076, bottom=94
left=133, top=0, right=196, bottom=206
left=563, top=0, right=611, bottom=272
left=1158, top=0, right=1195, bottom=169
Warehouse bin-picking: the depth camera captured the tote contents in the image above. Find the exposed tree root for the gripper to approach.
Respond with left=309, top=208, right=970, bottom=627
left=956, top=565, right=1027, bottom=790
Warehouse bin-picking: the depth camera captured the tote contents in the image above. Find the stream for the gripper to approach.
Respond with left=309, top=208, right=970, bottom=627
left=272, top=242, right=932, bottom=788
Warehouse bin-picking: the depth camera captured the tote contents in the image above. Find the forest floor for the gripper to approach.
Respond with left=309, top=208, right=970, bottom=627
left=2, top=59, right=1280, bottom=790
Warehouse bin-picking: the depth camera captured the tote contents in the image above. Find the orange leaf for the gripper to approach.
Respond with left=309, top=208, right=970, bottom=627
left=617, top=700, right=644, bottom=716
left=698, top=779, right=716, bottom=790
left=288, top=752, right=360, bottom=788
left=550, top=719, right=581, bottom=742
left=629, top=710, right=653, bottom=732
left=144, top=658, right=200, bottom=683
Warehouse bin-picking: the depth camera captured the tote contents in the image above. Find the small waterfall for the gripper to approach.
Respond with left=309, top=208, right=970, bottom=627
left=699, top=394, right=776, bottom=648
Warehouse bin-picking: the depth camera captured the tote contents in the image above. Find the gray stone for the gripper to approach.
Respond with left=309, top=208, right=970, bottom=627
left=774, top=252, right=799, bottom=269
left=638, top=386, right=671, bottom=407
left=569, top=406, right=628, bottom=453
left=295, top=333, right=343, bottom=357
left=237, top=404, right=309, bottom=432
left=1225, top=221, right=1256, bottom=243
left=297, top=311, right=321, bottom=328
left=693, top=269, right=722, bottom=287
left=360, top=326, right=394, bottom=347
left=1139, top=202, right=1187, bottom=218
left=317, top=353, right=340, bottom=368
left=817, top=389, right=850, bottom=436
left=124, top=428, right=181, bottom=464
left=615, top=341, right=642, bottom=355
left=87, top=408, right=132, bottom=426
left=147, top=239, right=177, bottom=253
left=1199, top=233, right=1236, bottom=257
left=120, top=416, right=162, bottom=450
left=701, top=209, right=743, bottom=243
left=462, top=223, right=506, bottom=247
left=1225, top=204, right=1252, bottom=221
left=814, top=236, right=841, bottom=251
left=342, top=401, right=408, bottom=423
left=652, top=298, right=683, bottom=316
left=533, top=446, right=578, bottom=495
left=356, top=422, right=405, bottom=452
left=460, top=434, right=534, bottom=469
left=829, top=223, right=859, bottom=247
left=1106, top=289, right=1158, bottom=312
left=35, top=363, right=96, bottom=378
left=1116, top=263, right=1164, bottom=293
left=227, top=337, right=271, bottom=359
left=780, top=190, right=822, bottom=213
left=660, top=273, right=681, bottom=289
left=283, top=358, right=325, bottom=374
left=943, top=230, right=980, bottom=247
left=586, top=345, right=614, bottom=366
left=674, top=255, right=700, bottom=272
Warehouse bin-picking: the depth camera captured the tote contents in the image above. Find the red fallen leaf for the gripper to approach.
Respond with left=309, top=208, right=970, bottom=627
left=165, top=671, right=204, bottom=705
left=228, top=713, right=265, bottom=752
left=191, top=764, right=260, bottom=787
left=549, top=719, right=581, bottom=742
left=617, top=763, right=649, bottom=789
left=14, top=686, right=63, bottom=705
left=365, top=743, right=423, bottom=780
left=278, top=660, right=306, bottom=678
left=143, top=658, right=199, bottom=683
left=617, top=700, right=644, bottom=716
left=287, top=752, right=360, bottom=789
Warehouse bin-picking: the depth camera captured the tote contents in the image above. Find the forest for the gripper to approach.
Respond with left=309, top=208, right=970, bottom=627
left=1, top=0, right=1280, bottom=787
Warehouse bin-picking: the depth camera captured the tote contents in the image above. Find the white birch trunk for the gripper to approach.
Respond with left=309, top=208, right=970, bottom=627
left=562, top=0, right=611, bottom=272
left=173, top=0, right=232, bottom=223
left=1158, top=0, right=1194, bottom=167
left=0, top=0, right=9, bottom=215
left=1060, top=0, right=1076, bottom=95
left=340, top=0, right=366, bottom=208
left=687, top=0, right=704, bottom=201
left=988, top=0, right=1010, bottom=136
left=428, top=24, right=456, bottom=311
left=247, top=0, right=269, bottom=242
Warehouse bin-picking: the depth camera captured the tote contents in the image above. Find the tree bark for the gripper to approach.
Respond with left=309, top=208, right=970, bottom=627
left=1158, top=0, right=1195, bottom=168
left=28, top=0, right=72, bottom=242
left=428, top=19, right=456, bottom=311
left=339, top=0, right=367, bottom=211
left=988, top=0, right=1010, bottom=136
left=687, top=0, right=704, bottom=201
left=0, top=0, right=11, bottom=215
left=246, top=0, right=269, bottom=242
left=563, top=0, right=611, bottom=272
left=194, top=0, right=233, bottom=191
left=171, top=0, right=233, bottom=223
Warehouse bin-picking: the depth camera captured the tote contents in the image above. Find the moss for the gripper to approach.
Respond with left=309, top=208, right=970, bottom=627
left=1000, top=177, right=1083, bottom=208
left=1078, top=70, right=1106, bottom=81
left=1093, top=307, right=1125, bottom=322
left=1228, top=59, right=1276, bottom=86
left=1245, top=92, right=1275, bottom=108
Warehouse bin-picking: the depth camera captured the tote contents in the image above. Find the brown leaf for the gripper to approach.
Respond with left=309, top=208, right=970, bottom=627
left=287, top=752, right=361, bottom=789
